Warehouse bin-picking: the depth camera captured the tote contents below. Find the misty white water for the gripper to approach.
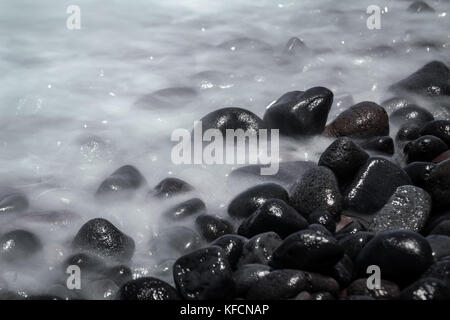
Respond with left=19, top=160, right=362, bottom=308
left=0, top=0, right=449, bottom=298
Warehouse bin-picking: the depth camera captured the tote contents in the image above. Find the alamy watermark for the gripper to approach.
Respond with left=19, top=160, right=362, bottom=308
left=171, top=121, right=280, bottom=175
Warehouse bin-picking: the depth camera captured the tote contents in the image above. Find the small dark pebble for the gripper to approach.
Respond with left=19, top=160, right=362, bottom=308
left=96, top=165, right=147, bottom=199
left=381, top=96, right=414, bottom=114
left=238, top=199, right=308, bottom=239
left=335, top=221, right=366, bottom=240
left=420, top=120, right=450, bottom=147
left=284, top=37, right=307, bottom=56
left=404, top=161, right=436, bottom=188
left=396, top=123, right=421, bottom=145
left=211, top=234, right=247, bottom=269
left=361, top=136, right=394, bottom=155
left=400, top=278, right=450, bottom=300
left=71, top=218, right=135, bottom=263
left=118, top=277, right=180, bottom=300
left=404, top=135, right=448, bottom=163
left=228, top=183, right=289, bottom=219
left=0, top=230, right=42, bottom=262
left=425, top=159, right=450, bottom=209
left=237, top=232, right=282, bottom=267
left=407, top=1, right=435, bottom=13
left=173, top=246, right=235, bottom=300
left=270, top=229, right=344, bottom=272
left=338, top=232, right=374, bottom=260
left=195, top=214, right=234, bottom=242
left=162, top=198, right=206, bottom=221
left=346, top=278, right=400, bottom=300
left=390, top=105, right=434, bottom=127
left=152, top=177, right=193, bottom=199
left=233, top=264, right=272, bottom=297
left=308, top=211, right=336, bottom=233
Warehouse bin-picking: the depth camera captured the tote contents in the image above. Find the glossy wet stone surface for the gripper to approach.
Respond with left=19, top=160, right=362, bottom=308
left=118, top=277, right=180, bottom=300
left=96, top=165, right=147, bottom=199
left=237, top=232, right=282, bottom=267
left=0, top=230, right=42, bottom=262
left=425, top=159, right=450, bottom=209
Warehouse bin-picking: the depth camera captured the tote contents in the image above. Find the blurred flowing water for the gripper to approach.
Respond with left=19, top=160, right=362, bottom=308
left=0, top=0, right=449, bottom=296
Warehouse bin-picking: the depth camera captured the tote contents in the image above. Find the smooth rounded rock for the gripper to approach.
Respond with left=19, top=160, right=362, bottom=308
left=237, top=232, right=282, bottom=267
left=390, top=105, right=434, bottom=127
left=308, top=211, right=336, bottom=233
left=407, top=1, right=435, bottom=13
left=343, top=157, right=411, bottom=214
left=355, top=230, right=434, bottom=286
left=289, top=166, right=342, bottom=219
left=404, top=135, right=448, bottom=163
left=335, top=221, right=366, bottom=240
left=211, top=234, right=247, bottom=269
left=96, top=165, right=147, bottom=199
left=346, top=278, right=400, bottom=300
left=318, top=137, right=369, bottom=184
left=338, top=232, right=374, bottom=260
left=195, top=214, right=234, bottom=242
left=238, top=199, right=308, bottom=239
left=228, top=183, right=289, bottom=219
left=173, top=246, right=235, bottom=300
left=263, top=87, right=333, bottom=137
left=71, top=218, right=135, bottom=263
left=119, top=277, right=180, bottom=300
left=420, top=120, right=450, bottom=147
left=162, top=198, right=206, bottom=221
left=400, top=278, right=450, bottom=300
left=233, top=264, right=271, bottom=296
left=270, top=229, right=344, bottom=272
left=324, top=102, right=389, bottom=139
left=369, top=185, right=432, bottom=233
left=152, top=177, right=193, bottom=199
left=427, top=235, right=450, bottom=260
left=361, top=136, right=394, bottom=155
left=425, top=159, right=450, bottom=209
left=0, top=230, right=42, bottom=262
left=396, top=123, right=421, bottom=145
left=404, top=161, right=436, bottom=188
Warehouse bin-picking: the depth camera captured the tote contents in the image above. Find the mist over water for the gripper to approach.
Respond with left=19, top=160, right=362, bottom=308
left=0, top=0, right=449, bottom=297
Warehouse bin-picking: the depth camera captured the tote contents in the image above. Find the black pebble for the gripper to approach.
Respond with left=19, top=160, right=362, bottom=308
left=211, top=234, right=247, bottom=269
left=390, top=105, right=434, bottom=127
left=338, top=232, right=374, bottom=260
left=335, top=221, right=366, bottom=240
left=270, top=229, right=343, bottom=272
left=407, top=1, right=435, bottom=13
left=152, top=177, right=193, bottom=199
left=404, top=135, right=448, bottom=163
left=404, top=161, right=436, bottom=188
left=0, top=230, right=42, bottom=262
left=289, top=166, right=342, bottom=219
left=237, top=232, right=282, bottom=267
left=420, top=120, right=450, bottom=148
left=71, top=218, right=135, bottom=263
left=284, top=37, right=307, bottom=56
left=308, top=211, right=336, bottom=233
left=195, top=214, right=234, bottom=242
left=396, top=123, right=421, bottom=146
left=233, top=264, right=271, bottom=297
left=400, top=278, right=450, bottom=300
left=344, top=157, right=411, bottom=214
left=96, top=165, right=147, bottom=199
left=173, top=246, right=235, bottom=300
left=119, top=277, right=180, bottom=300
left=263, top=87, right=333, bottom=136
left=361, top=136, right=394, bottom=155
left=228, top=183, right=289, bottom=219
left=356, top=230, right=434, bottom=286
left=346, top=278, right=400, bottom=300
left=425, top=159, right=450, bottom=209
left=162, top=198, right=206, bottom=220
left=238, top=199, right=308, bottom=239
left=318, top=137, right=369, bottom=185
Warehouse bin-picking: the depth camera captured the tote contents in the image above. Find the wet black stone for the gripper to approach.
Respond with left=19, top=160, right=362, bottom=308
left=195, top=214, right=234, bottom=242
left=118, top=277, right=180, bottom=300
left=423, top=260, right=450, bottom=285
left=229, top=161, right=316, bottom=187
left=430, top=221, right=450, bottom=237
left=162, top=198, right=206, bottom=220
left=407, top=1, right=435, bottom=13
left=335, top=221, right=366, bottom=240
left=427, top=235, right=450, bottom=260
left=173, top=246, right=235, bottom=300
left=338, top=232, right=374, bottom=260
left=390, top=105, right=434, bottom=127
left=95, top=165, right=147, bottom=199
left=324, top=101, right=389, bottom=139
left=211, top=234, right=247, bottom=269
left=197, top=107, right=266, bottom=137
left=104, top=265, right=132, bottom=287
left=270, top=229, right=344, bottom=272
left=134, top=87, right=198, bottom=110
left=283, top=37, right=307, bottom=56
left=344, top=157, right=411, bottom=214
left=263, top=87, right=333, bottom=136
left=152, top=177, right=193, bottom=199
left=330, top=254, right=354, bottom=287
left=246, top=269, right=339, bottom=300
left=396, top=123, right=421, bottom=145
left=381, top=96, right=415, bottom=114
left=289, top=166, right=342, bottom=219
left=0, top=187, right=29, bottom=214
left=149, top=226, right=202, bottom=258
left=404, top=135, right=448, bottom=163
left=228, top=183, right=289, bottom=219
left=420, top=120, right=450, bottom=147
left=356, top=230, right=434, bottom=286
left=71, top=218, right=135, bottom=263
left=308, top=211, right=336, bottom=233
left=425, top=159, right=450, bottom=209
left=404, top=161, right=436, bottom=188
left=346, top=278, right=400, bottom=300
left=318, top=137, right=369, bottom=185
left=237, top=232, right=282, bottom=267
left=400, top=278, right=450, bottom=300
left=369, top=185, right=432, bottom=233
left=233, top=264, right=272, bottom=297
left=389, top=61, right=450, bottom=98
left=361, top=136, right=394, bottom=155
left=238, top=199, right=308, bottom=239
left=0, top=230, right=42, bottom=262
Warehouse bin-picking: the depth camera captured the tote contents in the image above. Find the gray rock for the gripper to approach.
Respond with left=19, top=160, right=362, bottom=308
left=369, top=185, right=431, bottom=233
